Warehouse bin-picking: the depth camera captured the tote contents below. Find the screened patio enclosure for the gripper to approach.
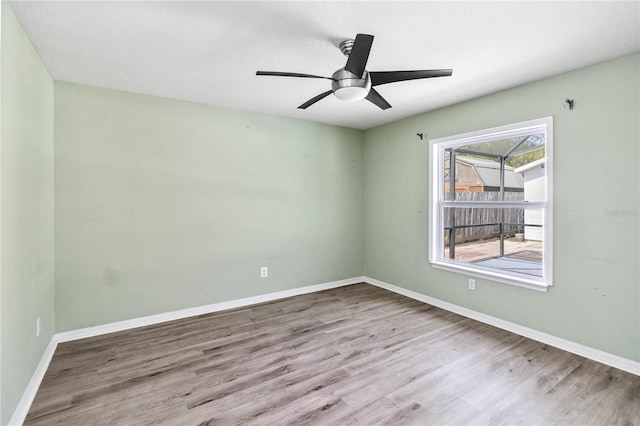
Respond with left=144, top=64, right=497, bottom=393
left=443, top=132, right=546, bottom=278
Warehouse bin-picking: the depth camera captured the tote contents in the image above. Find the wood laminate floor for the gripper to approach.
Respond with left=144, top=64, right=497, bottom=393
left=26, top=283, right=640, bottom=425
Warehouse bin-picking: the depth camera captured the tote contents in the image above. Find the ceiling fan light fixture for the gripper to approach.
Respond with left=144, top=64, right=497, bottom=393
left=333, top=86, right=369, bottom=102
left=331, top=69, right=371, bottom=102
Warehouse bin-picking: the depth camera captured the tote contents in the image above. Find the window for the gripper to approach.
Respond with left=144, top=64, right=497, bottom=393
left=429, top=117, right=553, bottom=291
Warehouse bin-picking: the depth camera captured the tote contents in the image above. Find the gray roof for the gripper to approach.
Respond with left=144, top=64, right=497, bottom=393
left=514, top=157, right=546, bottom=174
left=457, top=156, right=524, bottom=189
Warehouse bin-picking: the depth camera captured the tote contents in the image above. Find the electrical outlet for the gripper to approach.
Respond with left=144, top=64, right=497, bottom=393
left=468, top=279, right=476, bottom=290
left=260, top=266, right=268, bottom=278
left=36, top=317, right=41, bottom=338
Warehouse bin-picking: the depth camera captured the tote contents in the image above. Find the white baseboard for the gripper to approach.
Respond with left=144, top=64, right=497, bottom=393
left=9, top=337, right=58, bottom=426
left=12, top=274, right=637, bottom=425
left=56, top=276, right=365, bottom=343
left=364, top=276, right=640, bottom=377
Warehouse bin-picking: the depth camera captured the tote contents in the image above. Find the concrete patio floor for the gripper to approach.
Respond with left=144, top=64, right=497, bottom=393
left=444, top=238, right=543, bottom=263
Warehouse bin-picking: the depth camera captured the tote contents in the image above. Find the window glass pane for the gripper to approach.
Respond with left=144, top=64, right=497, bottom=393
left=442, top=207, right=543, bottom=277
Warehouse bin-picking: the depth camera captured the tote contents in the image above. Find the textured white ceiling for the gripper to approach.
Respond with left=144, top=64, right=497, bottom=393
left=9, top=1, right=640, bottom=130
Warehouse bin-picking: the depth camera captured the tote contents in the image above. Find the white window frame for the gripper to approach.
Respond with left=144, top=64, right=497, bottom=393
left=429, top=117, right=553, bottom=292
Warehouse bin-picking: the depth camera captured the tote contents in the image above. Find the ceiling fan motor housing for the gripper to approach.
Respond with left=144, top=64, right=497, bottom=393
left=331, top=68, right=371, bottom=102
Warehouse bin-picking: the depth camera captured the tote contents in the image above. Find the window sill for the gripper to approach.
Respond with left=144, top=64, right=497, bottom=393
left=430, top=259, right=551, bottom=292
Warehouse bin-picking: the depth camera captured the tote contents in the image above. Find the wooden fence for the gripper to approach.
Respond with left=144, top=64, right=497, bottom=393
left=444, top=192, right=524, bottom=243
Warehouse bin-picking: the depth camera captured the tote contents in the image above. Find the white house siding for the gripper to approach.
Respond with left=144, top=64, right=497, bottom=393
left=523, top=168, right=545, bottom=241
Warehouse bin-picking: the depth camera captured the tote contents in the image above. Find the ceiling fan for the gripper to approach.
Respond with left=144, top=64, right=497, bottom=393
left=256, top=33, right=453, bottom=110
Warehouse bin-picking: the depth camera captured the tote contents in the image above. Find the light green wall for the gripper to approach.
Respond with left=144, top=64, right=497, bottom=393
left=0, top=2, right=55, bottom=424
left=54, top=82, right=363, bottom=331
left=363, top=53, right=640, bottom=362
